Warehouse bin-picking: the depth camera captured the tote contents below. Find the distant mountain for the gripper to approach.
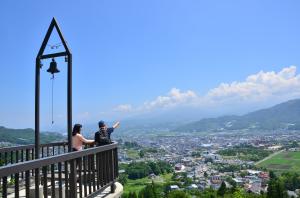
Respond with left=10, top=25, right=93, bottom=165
left=0, top=126, right=66, bottom=145
left=175, top=99, right=300, bottom=132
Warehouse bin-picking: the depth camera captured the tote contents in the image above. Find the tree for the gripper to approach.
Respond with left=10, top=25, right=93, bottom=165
left=118, top=174, right=128, bottom=185
left=167, top=190, right=189, bottom=198
left=126, top=162, right=152, bottom=179
left=157, top=161, right=173, bottom=174
left=267, top=178, right=288, bottom=198
left=269, top=170, right=276, bottom=180
left=291, top=141, right=299, bottom=148
left=217, top=181, right=226, bottom=197
left=281, top=172, right=300, bottom=190
left=199, top=188, right=217, bottom=198
left=233, top=188, right=244, bottom=198
left=149, top=161, right=161, bottom=175
left=138, top=181, right=160, bottom=198
left=139, top=150, right=145, bottom=158
left=128, top=191, right=138, bottom=198
left=204, top=171, right=208, bottom=178
left=205, top=158, right=213, bottom=164
left=267, top=179, right=277, bottom=198
left=240, top=171, right=247, bottom=178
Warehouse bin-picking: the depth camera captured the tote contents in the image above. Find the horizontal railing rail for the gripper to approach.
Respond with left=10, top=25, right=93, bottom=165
left=0, top=143, right=117, bottom=177
left=0, top=142, right=118, bottom=198
left=0, top=142, right=68, bottom=154
left=0, top=142, right=69, bottom=167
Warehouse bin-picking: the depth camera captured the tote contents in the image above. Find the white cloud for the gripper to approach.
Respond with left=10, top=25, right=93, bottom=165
left=142, top=88, right=197, bottom=110
left=114, top=88, right=197, bottom=113
left=114, top=66, right=300, bottom=115
left=206, top=66, right=300, bottom=104
left=113, top=104, right=133, bottom=112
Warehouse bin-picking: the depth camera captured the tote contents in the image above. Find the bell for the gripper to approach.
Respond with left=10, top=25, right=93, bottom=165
left=47, top=58, right=60, bottom=75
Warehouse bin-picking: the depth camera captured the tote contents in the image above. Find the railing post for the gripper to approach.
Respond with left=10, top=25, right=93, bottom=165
left=35, top=57, right=40, bottom=198
left=2, top=176, right=7, bottom=198
left=69, top=159, right=77, bottom=198
left=111, top=148, right=116, bottom=193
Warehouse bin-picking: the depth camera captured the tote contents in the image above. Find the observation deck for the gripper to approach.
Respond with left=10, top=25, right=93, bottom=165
left=0, top=141, right=122, bottom=198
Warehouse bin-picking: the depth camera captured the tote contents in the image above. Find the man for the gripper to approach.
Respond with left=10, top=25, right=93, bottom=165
left=94, top=120, right=120, bottom=146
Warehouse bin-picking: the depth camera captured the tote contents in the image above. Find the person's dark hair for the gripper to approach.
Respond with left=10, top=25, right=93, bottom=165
left=72, top=124, right=82, bottom=136
left=98, top=120, right=105, bottom=128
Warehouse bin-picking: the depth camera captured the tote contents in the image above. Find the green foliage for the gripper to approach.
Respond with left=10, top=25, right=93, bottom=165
left=119, top=163, right=129, bottom=170
left=167, top=190, right=190, bottom=198
left=119, top=174, right=128, bottom=185
left=143, top=148, right=159, bottom=153
left=265, top=172, right=300, bottom=198
left=232, top=188, right=244, bottom=198
left=218, top=145, right=272, bottom=162
left=240, top=171, right=247, bottom=178
left=148, top=161, right=161, bottom=175
left=267, top=178, right=288, bottom=198
left=216, top=164, right=243, bottom=173
left=205, top=157, right=213, bottom=163
left=122, top=191, right=138, bottom=198
left=204, top=171, right=208, bottom=178
left=129, top=192, right=138, bottom=198
left=123, top=165, right=300, bottom=198
left=139, top=182, right=161, bottom=198
left=126, top=149, right=140, bottom=160
left=123, top=141, right=141, bottom=149
left=281, top=172, right=300, bottom=191
left=217, top=181, right=226, bottom=197
left=8, top=178, right=15, bottom=185
left=267, top=179, right=287, bottom=198
left=191, top=151, right=202, bottom=157
left=157, top=161, right=173, bottom=174
left=196, top=188, right=217, bottom=198
left=171, top=172, right=189, bottom=187
left=269, top=171, right=276, bottom=180
left=290, top=141, right=299, bottom=148
left=139, top=150, right=145, bottom=158
left=0, top=126, right=65, bottom=145
left=126, top=162, right=152, bottom=179
left=125, top=161, right=173, bottom=180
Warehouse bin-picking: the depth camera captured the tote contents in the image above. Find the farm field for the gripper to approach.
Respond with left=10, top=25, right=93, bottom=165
left=123, top=173, right=172, bottom=194
left=257, top=151, right=300, bottom=174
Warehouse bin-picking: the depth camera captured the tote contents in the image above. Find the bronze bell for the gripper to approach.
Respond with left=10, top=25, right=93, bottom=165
left=47, top=58, right=60, bottom=75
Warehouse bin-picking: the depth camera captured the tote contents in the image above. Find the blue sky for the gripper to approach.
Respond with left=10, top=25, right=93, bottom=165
left=1, top=1, right=300, bottom=129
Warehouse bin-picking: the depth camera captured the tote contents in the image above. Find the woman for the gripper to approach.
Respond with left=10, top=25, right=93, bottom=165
left=72, top=124, right=94, bottom=151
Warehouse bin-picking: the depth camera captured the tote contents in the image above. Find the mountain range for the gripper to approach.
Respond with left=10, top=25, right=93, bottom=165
left=0, top=127, right=65, bottom=145
left=2, top=99, right=300, bottom=140
left=175, top=99, right=300, bottom=132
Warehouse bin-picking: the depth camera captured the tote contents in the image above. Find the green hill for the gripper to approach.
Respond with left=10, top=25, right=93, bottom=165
left=175, top=99, right=300, bottom=132
left=0, top=126, right=65, bottom=145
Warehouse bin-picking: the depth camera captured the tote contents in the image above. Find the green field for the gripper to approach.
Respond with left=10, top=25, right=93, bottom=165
left=127, top=149, right=140, bottom=159
left=124, top=173, right=172, bottom=194
left=257, top=151, right=300, bottom=174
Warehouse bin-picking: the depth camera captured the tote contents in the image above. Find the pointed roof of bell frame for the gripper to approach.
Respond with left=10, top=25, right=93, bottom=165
left=37, top=17, right=71, bottom=58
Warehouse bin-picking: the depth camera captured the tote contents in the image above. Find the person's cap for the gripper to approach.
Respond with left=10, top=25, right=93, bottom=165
left=98, top=120, right=105, bottom=128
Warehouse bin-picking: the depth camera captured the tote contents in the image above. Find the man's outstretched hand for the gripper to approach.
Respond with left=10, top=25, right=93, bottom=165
left=113, top=121, right=120, bottom=129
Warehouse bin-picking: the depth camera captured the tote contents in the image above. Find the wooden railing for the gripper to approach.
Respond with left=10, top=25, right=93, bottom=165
left=0, top=142, right=69, bottom=167
left=0, top=142, right=119, bottom=198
